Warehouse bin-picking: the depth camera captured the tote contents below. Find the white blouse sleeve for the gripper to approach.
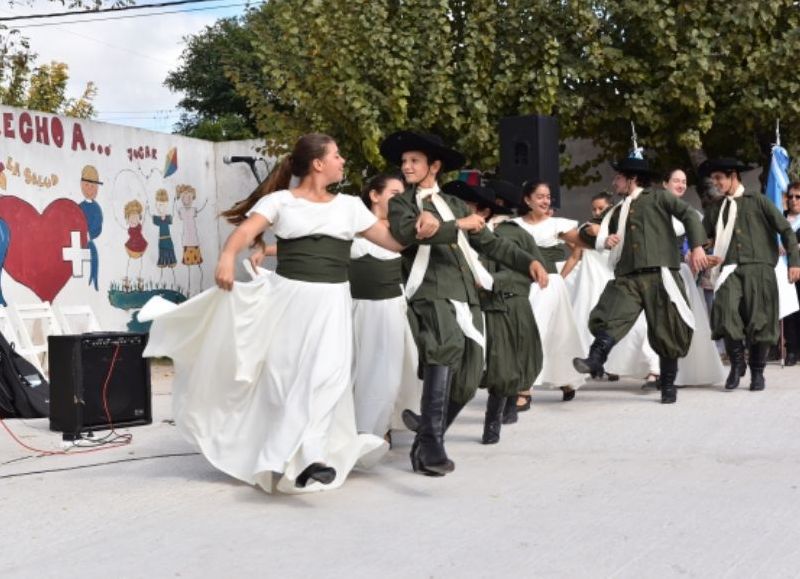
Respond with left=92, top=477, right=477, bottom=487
left=348, top=195, right=378, bottom=234
left=554, top=217, right=579, bottom=235
left=247, top=190, right=286, bottom=223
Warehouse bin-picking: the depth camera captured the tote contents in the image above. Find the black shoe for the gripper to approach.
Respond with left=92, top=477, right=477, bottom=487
left=481, top=393, right=505, bottom=445
left=785, top=352, right=797, bottom=367
left=605, top=372, right=620, bottom=382
left=659, top=358, right=678, bottom=404
left=573, top=332, right=616, bottom=378
left=560, top=386, right=576, bottom=402
left=641, top=374, right=660, bottom=390
left=295, top=463, right=337, bottom=488
left=412, top=365, right=456, bottom=476
left=502, top=395, right=518, bottom=425
left=749, top=342, right=769, bottom=391
left=724, top=338, right=746, bottom=390
left=410, top=439, right=447, bottom=477
left=516, top=393, right=532, bottom=412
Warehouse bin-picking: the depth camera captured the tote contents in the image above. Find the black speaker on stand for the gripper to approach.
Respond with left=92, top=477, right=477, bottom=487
left=48, top=332, right=152, bottom=439
left=499, top=115, right=561, bottom=207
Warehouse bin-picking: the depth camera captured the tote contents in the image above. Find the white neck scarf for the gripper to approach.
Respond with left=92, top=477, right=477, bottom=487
left=404, top=185, right=494, bottom=299
left=595, top=187, right=643, bottom=269
left=710, top=184, right=745, bottom=290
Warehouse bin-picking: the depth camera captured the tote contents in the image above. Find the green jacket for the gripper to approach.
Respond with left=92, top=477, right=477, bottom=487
left=478, top=220, right=543, bottom=310
left=579, top=188, right=706, bottom=276
left=388, top=188, right=540, bottom=305
left=703, top=191, right=800, bottom=268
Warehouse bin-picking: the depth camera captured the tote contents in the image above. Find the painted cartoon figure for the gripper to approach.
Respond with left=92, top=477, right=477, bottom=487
left=124, top=200, right=148, bottom=290
left=152, top=188, right=177, bottom=284
left=175, top=184, right=207, bottom=294
left=79, top=165, right=103, bottom=290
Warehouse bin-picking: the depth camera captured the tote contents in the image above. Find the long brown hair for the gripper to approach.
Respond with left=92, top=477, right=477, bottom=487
left=222, top=132, right=335, bottom=227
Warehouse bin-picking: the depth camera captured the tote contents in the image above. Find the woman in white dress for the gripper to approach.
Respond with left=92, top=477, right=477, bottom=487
left=514, top=181, right=586, bottom=401
left=140, top=134, right=415, bottom=494
left=349, top=173, right=421, bottom=440
left=662, top=168, right=726, bottom=387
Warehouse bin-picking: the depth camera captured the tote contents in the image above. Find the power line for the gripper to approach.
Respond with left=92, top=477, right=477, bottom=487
left=6, top=1, right=256, bottom=29
left=0, top=0, right=225, bottom=22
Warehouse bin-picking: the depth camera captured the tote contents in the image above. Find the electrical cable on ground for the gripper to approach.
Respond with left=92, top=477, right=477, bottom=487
left=0, top=452, right=201, bottom=480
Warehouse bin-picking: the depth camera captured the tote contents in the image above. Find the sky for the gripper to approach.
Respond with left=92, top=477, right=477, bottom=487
left=1, top=0, right=255, bottom=133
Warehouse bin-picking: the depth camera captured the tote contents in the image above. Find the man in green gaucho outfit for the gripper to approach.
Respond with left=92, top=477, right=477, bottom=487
left=573, top=156, right=710, bottom=404
left=702, top=158, right=800, bottom=391
left=441, top=179, right=545, bottom=445
left=381, top=131, right=549, bottom=476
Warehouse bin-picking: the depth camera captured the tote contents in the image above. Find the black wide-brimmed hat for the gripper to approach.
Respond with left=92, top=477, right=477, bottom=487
left=442, top=180, right=510, bottom=214
left=611, top=156, right=659, bottom=177
left=485, top=179, right=523, bottom=211
left=380, top=130, right=466, bottom=173
left=703, top=157, right=755, bottom=174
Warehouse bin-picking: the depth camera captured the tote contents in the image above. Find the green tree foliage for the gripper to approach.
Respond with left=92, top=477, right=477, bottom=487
left=583, top=0, right=800, bottom=189
left=171, top=1, right=800, bottom=189
left=0, top=58, right=97, bottom=118
left=165, top=17, right=257, bottom=141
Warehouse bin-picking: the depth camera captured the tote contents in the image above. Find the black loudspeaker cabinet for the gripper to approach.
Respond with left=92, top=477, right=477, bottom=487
left=499, top=115, right=561, bottom=208
left=48, top=332, right=152, bottom=436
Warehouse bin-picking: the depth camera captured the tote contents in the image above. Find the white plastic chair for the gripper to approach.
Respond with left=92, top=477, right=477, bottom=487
left=0, top=306, right=45, bottom=375
left=9, top=302, right=63, bottom=375
left=54, top=304, right=101, bottom=334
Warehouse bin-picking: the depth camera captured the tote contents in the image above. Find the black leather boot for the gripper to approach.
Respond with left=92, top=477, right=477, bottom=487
left=749, top=342, right=769, bottom=391
left=481, top=392, right=505, bottom=445
left=659, top=357, right=678, bottom=404
left=502, top=395, right=518, bottom=425
left=403, top=396, right=467, bottom=434
left=724, top=338, right=746, bottom=390
left=573, top=331, right=616, bottom=378
left=410, top=365, right=455, bottom=476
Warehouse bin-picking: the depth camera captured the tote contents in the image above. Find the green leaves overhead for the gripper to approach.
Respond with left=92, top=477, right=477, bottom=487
left=173, top=1, right=800, bottom=187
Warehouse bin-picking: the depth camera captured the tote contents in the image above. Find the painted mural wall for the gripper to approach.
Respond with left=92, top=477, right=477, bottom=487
left=0, top=104, right=266, bottom=332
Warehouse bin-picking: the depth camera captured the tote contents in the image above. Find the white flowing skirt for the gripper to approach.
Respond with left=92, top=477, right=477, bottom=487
left=529, top=273, right=586, bottom=389
left=140, top=271, right=387, bottom=494
left=675, top=264, right=726, bottom=386
left=777, top=260, right=800, bottom=319
left=352, top=296, right=421, bottom=436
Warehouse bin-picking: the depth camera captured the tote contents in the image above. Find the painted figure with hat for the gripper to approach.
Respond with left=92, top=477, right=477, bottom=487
left=381, top=130, right=549, bottom=475
left=79, top=164, right=103, bottom=291
left=573, top=153, right=710, bottom=404
left=702, top=157, right=800, bottom=392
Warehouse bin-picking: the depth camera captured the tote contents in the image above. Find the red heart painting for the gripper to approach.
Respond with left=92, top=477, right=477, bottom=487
left=0, top=196, right=88, bottom=302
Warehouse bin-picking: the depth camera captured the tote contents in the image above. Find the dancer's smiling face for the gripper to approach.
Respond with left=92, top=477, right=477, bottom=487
left=314, top=142, right=346, bottom=185
left=524, top=184, right=551, bottom=217
left=664, top=169, right=688, bottom=197
left=401, top=151, right=440, bottom=186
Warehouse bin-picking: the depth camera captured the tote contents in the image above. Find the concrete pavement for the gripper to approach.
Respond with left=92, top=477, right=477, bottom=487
left=2, top=361, right=800, bottom=578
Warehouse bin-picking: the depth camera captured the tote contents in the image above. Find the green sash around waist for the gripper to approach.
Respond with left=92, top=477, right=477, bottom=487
left=349, top=255, right=403, bottom=300
left=539, top=245, right=566, bottom=274
left=276, top=235, right=352, bottom=283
